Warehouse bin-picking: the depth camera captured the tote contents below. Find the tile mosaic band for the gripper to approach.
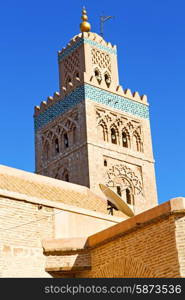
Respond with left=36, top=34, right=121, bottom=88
left=58, top=37, right=117, bottom=62
left=34, top=84, right=149, bottom=132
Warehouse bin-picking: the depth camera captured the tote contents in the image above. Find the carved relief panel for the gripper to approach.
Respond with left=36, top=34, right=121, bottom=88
left=40, top=109, right=79, bottom=166
left=104, top=162, right=143, bottom=206
left=96, top=108, right=143, bottom=152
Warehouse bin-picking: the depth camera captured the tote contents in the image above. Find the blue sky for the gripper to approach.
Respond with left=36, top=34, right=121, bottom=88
left=0, top=0, right=184, bottom=204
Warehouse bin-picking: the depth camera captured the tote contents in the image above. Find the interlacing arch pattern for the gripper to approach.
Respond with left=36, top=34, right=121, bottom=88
left=91, top=47, right=112, bottom=88
left=41, top=114, right=78, bottom=163
left=91, top=48, right=111, bottom=72
left=106, top=164, right=143, bottom=205
left=96, top=110, right=143, bottom=152
left=97, top=120, right=108, bottom=142
left=63, top=50, right=80, bottom=74
left=133, top=130, right=143, bottom=152
left=63, top=50, right=81, bottom=87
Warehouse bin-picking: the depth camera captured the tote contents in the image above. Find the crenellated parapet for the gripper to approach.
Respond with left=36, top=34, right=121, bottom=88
left=34, top=70, right=148, bottom=119
left=87, top=73, right=148, bottom=104
left=34, top=79, right=147, bottom=116
left=34, top=92, right=61, bottom=116
left=58, top=32, right=117, bottom=63
left=34, top=83, right=149, bottom=133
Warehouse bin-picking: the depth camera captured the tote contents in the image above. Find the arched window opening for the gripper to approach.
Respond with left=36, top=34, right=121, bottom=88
left=95, top=69, right=99, bottom=77
left=94, top=69, right=101, bottom=84
left=122, top=132, right=128, bottom=148
left=64, top=133, right=69, bottom=148
left=104, top=73, right=111, bottom=88
left=126, top=188, right=132, bottom=204
left=104, top=159, right=107, bottom=167
left=68, top=77, right=72, bottom=84
left=76, top=72, right=80, bottom=80
left=117, top=186, right=122, bottom=197
left=55, top=138, right=59, bottom=154
left=111, top=128, right=117, bottom=144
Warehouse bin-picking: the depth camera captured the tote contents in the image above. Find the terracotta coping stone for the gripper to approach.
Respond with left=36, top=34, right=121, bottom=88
left=42, top=198, right=185, bottom=254
left=45, top=266, right=91, bottom=272
left=42, top=237, right=88, bottom=253
left=87, top=197, right=185, bottom=249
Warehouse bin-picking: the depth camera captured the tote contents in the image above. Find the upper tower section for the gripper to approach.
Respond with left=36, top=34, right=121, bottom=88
left=58, top=8, right=119, bottom=95
left=34, top=7, right=148, bottom=132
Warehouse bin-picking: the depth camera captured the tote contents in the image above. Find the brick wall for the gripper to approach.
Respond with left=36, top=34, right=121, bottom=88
left=0, top=196, right=54, bottom=277
left=0, top=190, right=122, bottom=277
left=175, top=214, right=185, bottom=277
left=1, top=190, right=184, bottom=278
left=77, top=215, right=179, bottom=277
left=76, top=199, right=185, bottom=278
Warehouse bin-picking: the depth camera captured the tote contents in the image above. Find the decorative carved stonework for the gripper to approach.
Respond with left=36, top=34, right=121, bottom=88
left=40, top=109, right=79, bottom=166
left=96, top=108, right=143, bottom=152
left=91, top=48, right=111, bottom=72
left=106, top=164, right=143, bottom=196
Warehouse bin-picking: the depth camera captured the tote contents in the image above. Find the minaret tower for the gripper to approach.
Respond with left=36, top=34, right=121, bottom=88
left=34, top=8, right=158, bottom=214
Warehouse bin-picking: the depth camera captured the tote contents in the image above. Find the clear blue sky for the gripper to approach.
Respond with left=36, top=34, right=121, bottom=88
left=0, top=0, right=184, bottom=204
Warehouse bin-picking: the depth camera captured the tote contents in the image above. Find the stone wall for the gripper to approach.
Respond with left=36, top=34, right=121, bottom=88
left=0, top=190, right=122, bottom=277
left=85, top=99, right=158, bottom=213
left=0, top=196, right=54, bottom=277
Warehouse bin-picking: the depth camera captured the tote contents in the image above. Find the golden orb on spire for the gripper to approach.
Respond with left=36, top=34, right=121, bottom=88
left=80, top=7, right=91, bottom=32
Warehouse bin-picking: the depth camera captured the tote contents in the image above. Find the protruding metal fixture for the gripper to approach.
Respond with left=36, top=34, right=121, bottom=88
left=107, top=200, right=118, bottom=215
left=100, top=16, right=114, bottom=37
left=99, top=183, right=135, bottom=217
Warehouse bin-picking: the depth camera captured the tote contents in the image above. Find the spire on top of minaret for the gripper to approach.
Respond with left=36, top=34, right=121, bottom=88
left=80, top=7, right=91, bottom=32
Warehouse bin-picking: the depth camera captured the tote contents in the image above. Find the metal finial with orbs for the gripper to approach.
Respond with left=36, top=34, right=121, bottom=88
left=80, top=7, right=91, bottom=32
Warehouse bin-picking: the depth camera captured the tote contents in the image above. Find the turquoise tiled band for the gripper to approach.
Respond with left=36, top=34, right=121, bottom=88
left=34, top=84, right=149, bottom=132
left=58, top=37, right=117, bottom=62
left=34, top=85, right=85, bottom=132
left=85, top=85, right=149, bottom=119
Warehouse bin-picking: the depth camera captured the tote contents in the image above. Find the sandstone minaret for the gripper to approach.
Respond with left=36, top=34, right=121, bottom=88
left=34, top=8, right=158, bottom=214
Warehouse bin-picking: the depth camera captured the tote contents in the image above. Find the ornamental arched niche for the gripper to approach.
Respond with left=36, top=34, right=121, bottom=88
left=65, top=119, right=78, bottom=145
left=93, top=256, right=158, bottom=278
left=105, top=164, right=143, bottom=205
left=97, top=120, right=108, bottom=142
left=53, top=164, right=69, bottom=181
